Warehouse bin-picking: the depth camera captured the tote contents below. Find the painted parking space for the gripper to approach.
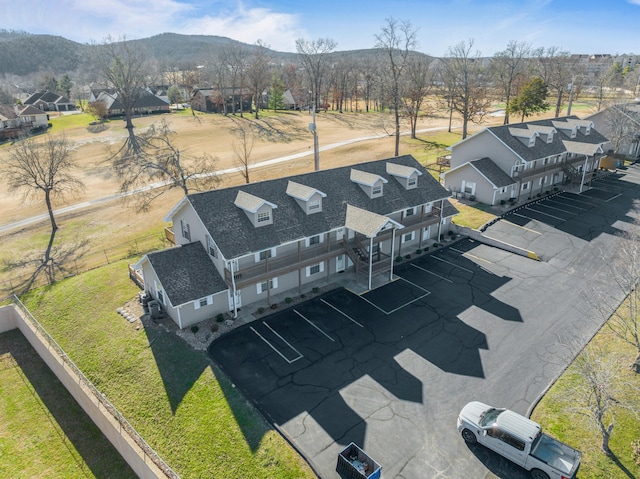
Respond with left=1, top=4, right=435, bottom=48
left=360, top=277, right=431, bottom=314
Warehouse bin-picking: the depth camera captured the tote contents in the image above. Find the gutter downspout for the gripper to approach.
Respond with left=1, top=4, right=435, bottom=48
left=390, top=227, right=396, bottom=281
left=229, top=260, right=238, bottom=319
left=437, top=198, right=445, bottom=241
left=368, top=236, right=373, bottom=291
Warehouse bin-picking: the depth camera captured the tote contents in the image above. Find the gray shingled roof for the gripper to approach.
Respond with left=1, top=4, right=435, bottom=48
left=146, top=242, right=228, bottom=306
left=489, top=116, right=608, bottom=163
left=471, top=157, right=517, bottom=188
left=186, top=155, right=455, bottom=259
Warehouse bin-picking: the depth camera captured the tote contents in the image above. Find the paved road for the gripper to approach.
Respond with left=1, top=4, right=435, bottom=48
left=210, top=166, right=640, bottom=479
left=0, top=126, right=450, bottom=235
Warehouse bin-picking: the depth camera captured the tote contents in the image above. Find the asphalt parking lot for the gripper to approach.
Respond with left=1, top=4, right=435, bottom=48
left=209, top=165, right=640, bottom=479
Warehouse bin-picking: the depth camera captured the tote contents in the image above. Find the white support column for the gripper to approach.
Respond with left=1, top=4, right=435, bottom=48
left=368, top=236, right=374, bottom=291
left=579, top=156, right=589, bottom=193
left=389, top=227, right=396, bottom=281
left=229, top=260, right=238, bottom=319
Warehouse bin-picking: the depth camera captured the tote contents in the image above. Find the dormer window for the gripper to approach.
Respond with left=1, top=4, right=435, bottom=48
left=526, top=125, right=556, bottom=144
left=386, top=162, right=422, bottom=190
left=234, top=190, right=277, bottom=227
left=509, top=128, right=538, bottom=148
left=257, top=211, right=271, bottom=223
left=350, top=169, right=388, bottom=199
left=286, top=181, right=326, bottom=214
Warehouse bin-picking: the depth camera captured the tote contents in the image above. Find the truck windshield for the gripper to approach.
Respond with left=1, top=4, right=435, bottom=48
left=479, top=408, right=504, bottom=427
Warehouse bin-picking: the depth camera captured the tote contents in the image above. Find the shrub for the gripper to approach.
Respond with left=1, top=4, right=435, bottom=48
left=448, top=230, right=455, bottom=237
left=257, top=307, right=265, bottom=315
left=312, top=287, right=319, bottom=294
left=425, top=246, right=430, bottom=252
left=210, top=323, right=219, bottom=332
left=416, top=249, right=422, bottom=255
left=190, top=325, right=199, bottom=333
left=285, top=297, right=292, bottom=304
left=395, top=255, right=404, bottom=262
left=500, top=199, right=506, bottom=205
left=404, top=254, right=411, bottom=260
left=433, top=243, right=440, bottom=248
left=216, top=313, right=224, bottom=323
left=270, top=303, right=278, bottom=310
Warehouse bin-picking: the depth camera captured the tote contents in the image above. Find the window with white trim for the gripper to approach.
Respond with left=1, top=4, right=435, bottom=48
left=257, top=277, right=278, bottom=294
left=306, top=262, right=325, bottom=277
left=402, top=231, right=415, bottom=243
left=372, top=185, right=383, bottom=196
left=194, top=296, right=212, bottom=309
left=206, top=235, right=217, bottom=258
left=180, top=219, right=191, bottom=241
left=500, top=186, right=507, bottom=194
left=306, top=234, right=323, bottom=246
left=257, top=211, right=271, bottom=223
left=404, top=207, right=415, bottom=218
left=308, top=199, right=320, bottom=210
left=256, top=248, right=275, bottom=261
left=521, top=182, right=530, bottom=191
left=407, top=176, right=417, bottom=187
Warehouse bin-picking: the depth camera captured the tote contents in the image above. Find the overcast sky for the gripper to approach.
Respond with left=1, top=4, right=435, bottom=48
left=1, top=0, right=638, bottom=56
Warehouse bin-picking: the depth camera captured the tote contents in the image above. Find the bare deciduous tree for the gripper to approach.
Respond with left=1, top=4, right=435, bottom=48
left=441, top=39, right=492, bottom=139
left=403, top=54, right=433, bottom=139
left=94, top=36, right=150, bottom=147
left=296, top=37, right=337, bottom=110
left=246, top=40, right=272, bottom=119
left=605, top=105, right=639, bottom=155
left=375, top=17, right=418, bottom=156
left=587, top=228, right=640, bottom=370
left=3, top=134, right=84, bottom=289
left=492, top=40, right=532, bottom=124
left=568, top=343, right=639, bottom=457
left=114, top=119, right=221, bottom=211
left=230, top=118, right=256, bottom=184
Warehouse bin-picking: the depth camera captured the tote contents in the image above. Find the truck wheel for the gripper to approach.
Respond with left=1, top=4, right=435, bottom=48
left=461, top=428, right=477, bottom=444
left=530, top=469, right=550, bottom=479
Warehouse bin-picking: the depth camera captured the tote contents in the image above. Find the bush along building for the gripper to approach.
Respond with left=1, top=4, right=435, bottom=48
left=135, top=155, right=458, bottom=328
left=442, top=116, right=609, bottom=206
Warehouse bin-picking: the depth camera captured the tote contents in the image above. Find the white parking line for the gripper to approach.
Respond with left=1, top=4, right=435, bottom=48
left=606, top=193, right=622, bottom=202
left=250, top=323, right=303, bottom=364
left=525, top=206, right=565, bottom=221
left=411, top=263, right=454, bottom=283
left=536, top=203, right=575, bottom=215
left=294, top=310, right=335, bottom=342
left=358, top=277, right=431, bottom=315
left=320, top=299, right=364, bottom=327
left=431, top=254, right=474, bottom=273
left=547, top=199, right=588, bottom=211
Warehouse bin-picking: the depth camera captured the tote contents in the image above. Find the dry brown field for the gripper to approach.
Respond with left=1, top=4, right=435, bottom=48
left=0, top=105, right=589, bottom=295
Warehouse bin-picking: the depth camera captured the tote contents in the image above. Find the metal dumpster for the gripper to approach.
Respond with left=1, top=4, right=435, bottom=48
left=336, top=442, right=381, bottom=479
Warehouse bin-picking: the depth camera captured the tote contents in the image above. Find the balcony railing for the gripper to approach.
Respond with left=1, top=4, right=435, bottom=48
left=223, top=211, right=443, bottom=288
left=512, top=156, right=591, bottom=180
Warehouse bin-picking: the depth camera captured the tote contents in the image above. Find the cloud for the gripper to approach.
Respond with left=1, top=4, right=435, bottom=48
left=0, top=0, right=304, bottom=50
left=181, top=4, right=305, bottom=52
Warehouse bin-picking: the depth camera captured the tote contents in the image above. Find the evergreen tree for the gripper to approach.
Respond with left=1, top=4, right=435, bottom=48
left=508, top=77, right=550, bottom=122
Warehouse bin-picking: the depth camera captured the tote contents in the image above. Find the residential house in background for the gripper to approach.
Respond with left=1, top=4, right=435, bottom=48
left=586, top=102, right=640, bottom=160
left=441, top=116, right=609, bottom=205
left=24, top=90, right=75, bottom=112
left=90, top=88, right=170, bottom=117
left=135, top=155, right=458, bottom=329
left=0, top=104, right=50, bottom=140
left=190, top=87, right=252, bottom=113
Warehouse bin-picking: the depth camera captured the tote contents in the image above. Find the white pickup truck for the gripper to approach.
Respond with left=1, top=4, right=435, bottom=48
left=457, top=401, right=581, bottom=479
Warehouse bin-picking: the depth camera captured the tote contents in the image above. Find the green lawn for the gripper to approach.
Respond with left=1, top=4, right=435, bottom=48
left=0, top=329, right=137, bottom=479
left=20, top=261, right=315, bottom=479
left=532, top=321, right=640, bottom=479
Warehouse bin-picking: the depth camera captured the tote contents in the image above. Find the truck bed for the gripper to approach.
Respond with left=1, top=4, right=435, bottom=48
left=531, top=433, right=581, bottom=476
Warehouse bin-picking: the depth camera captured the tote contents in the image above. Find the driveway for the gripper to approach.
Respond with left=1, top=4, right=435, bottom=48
left=209, top=165, right=640, bottom=479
